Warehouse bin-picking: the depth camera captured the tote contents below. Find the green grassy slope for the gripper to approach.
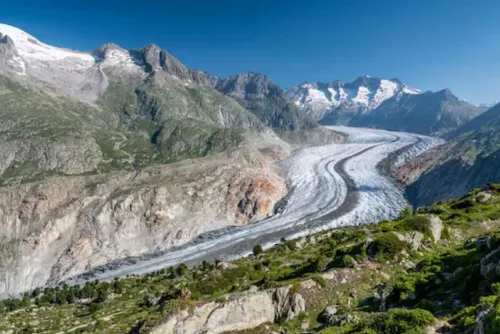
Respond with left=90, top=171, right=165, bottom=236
left=1, top=185, right=500, bottom=333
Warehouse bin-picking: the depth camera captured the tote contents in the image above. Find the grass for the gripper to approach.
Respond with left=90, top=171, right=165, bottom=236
left=0, top=186, right=500, bottom=333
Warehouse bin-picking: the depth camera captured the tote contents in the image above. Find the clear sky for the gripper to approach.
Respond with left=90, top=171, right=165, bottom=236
left=1, top=0, right=499, bottom=104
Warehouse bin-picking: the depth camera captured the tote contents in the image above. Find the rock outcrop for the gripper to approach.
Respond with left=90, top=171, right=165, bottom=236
left=394, top=231, right=425, bottom=251
left=0, top=149, right=287, bottom=296
left=480, top=247, right=500, bottom=280
left=428, top=215, right=443, bottom=242
left=150, top=285, right=305, bottom=334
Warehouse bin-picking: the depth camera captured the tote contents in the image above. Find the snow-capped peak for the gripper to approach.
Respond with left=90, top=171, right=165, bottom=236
left=0, top=23, right=146, bottom=103
left=0, top=23, right=94, bottom=62
left=286, top=76, right=420, bottom=119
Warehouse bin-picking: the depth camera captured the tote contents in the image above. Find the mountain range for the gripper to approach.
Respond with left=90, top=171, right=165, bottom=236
left=0, top=22, right=498, bottom=299
left=286, top=77, right=485, bottom=136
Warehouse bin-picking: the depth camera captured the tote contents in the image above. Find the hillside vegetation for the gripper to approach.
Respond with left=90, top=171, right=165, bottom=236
left=1, top=185, right=500, bottom=333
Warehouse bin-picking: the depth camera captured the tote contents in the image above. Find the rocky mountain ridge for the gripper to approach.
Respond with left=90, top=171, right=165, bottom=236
left=286, top=76, right=420, bottom=121
left=212, top=72, right=345, bottom=145
left=405, top=103, right=500, bottom=206
left=286, top=76, right=484, bottom=136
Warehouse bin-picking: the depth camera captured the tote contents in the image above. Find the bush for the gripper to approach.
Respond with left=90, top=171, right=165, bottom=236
left=176, top=264, right=188, bottom=277
left=398, top=207, right=413, bottom=220
left=371, top=308, right=435, bottom=334
left=253, top=244, right=263, bottom=256
left=401, top=216, right=431, bottom=238
left=369, top=233, right=406, bottom=259
left=88, top=302, right=101, bottom=314
left=313, top=255, right=329, bottom=272
left=451, top=198, right=475, bottom=210
left=341, top=255, right=357, bottom=268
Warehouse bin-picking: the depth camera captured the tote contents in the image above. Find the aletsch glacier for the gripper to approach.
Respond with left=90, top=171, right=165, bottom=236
left=0, top=22, right=448, bottom=294
left=72, top=127, right=443, bottom=284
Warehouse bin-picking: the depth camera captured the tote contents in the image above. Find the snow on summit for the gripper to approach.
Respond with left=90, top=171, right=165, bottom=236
left=0, top=23, right=146, bottom=103
left=0, top=23, right=94, bottom=62
left=286, top=76, right=421, bottom=119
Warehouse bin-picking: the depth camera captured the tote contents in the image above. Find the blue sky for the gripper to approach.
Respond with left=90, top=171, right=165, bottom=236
left=1, top=0, right=499, bottom=104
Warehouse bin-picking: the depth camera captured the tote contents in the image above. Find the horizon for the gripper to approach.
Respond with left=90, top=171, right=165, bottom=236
left=1, top=0, right=499, bottom=104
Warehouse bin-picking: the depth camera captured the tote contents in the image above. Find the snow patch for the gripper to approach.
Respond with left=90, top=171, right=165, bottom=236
left=352, top=86, right=371, bottom=106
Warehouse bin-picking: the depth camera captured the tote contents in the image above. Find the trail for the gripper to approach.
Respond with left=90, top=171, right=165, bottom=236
left=73, top=127, right=443, bottom=283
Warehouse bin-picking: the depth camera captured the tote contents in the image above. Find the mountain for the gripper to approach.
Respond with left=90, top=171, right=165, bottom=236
left=0, top=23, right=296, bottom=185
left=212, top=72, right=345, bottom=145
left=286, top=76, right=484, bottom=136
left=286, top=76, right=420, bottom=122
left=405, top=103, right=500, bottom=206
left=353, top=88, right=484, bottom=136
left=0, top=23, right=304, bottom=295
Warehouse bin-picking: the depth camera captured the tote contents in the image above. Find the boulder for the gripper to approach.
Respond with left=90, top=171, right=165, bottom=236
left=318, top=306, right=359, bottom=328
left=318, top=305, right=338, bottom=325
left=394, top=231, right=425, bottom=251
left=480, top=248, right=500, bottom=280
left=475, top=191, right=493, bottom=204
left=428, top=215, right=443, bottom=242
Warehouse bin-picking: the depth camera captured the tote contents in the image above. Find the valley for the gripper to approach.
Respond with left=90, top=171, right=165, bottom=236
left=73, top=127, right=442, bottom=284
left=0, top=17, right=498, bottom=334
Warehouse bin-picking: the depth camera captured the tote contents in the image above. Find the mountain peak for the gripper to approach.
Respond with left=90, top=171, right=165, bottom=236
left=92, top=42, right=125, bottom=61
left=0, top=22, right=94, bottom=63
left=286, top=76, right=421, bottom=120
left=436, top=88, right=457, bottom=99
left=0, top=23, right=38, bottom=44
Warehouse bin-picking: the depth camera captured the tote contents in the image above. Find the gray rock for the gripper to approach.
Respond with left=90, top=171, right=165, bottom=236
left=318, top=305, right=338, bottom=324
left=394, top=231, right=425, bottom=251
left=150, top=285, right=305, bottom=334
left=474, top=306, right=493, bottom=334
left=475, top=191, right=492, bottom=203
left=480, top=248, right=500, bottom=280
left=428, top=215, right=443, bottom=242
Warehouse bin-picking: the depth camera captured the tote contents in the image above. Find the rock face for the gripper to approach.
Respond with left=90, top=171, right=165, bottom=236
left=480, top=248, right=500, bottom=280
left=406, top=104, right=500, bottom=206
left=213, top=72, right=345, bottom=145
left=354, top=89, right=483, bottom=136
left=150, top=285, right=305, bottom=334
left=429, top=215, right=443, bottom=242
left=0, top=149, right=287, bottom=295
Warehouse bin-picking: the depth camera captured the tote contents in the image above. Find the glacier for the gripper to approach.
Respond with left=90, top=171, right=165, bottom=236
left=72, top=126, right=443, bottom=283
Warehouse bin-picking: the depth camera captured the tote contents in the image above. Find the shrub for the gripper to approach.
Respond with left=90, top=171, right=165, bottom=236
left=491, top=282, right=500, bottom=295
left=313, top=255, right=329, bottom=272
left=371, top=308, right=435, bottom=333
left=401, top=215, right=431, bottom=238
left=176, top=264, right=188, bottom=277
left=488, top=211, right=500, bottom=221
left=441, top=227, right=451, bottom=240
left=398, top=207, right=413, bottom=220
left=88, top=302, right=101, bottom=314
left=451, top=198, right=475, bottom=210
left=290, top=281, right=301, bottom=295
left=369, top=233, right=406, bottom=259
left=342, top=255, right=357, bottom=268
left=253, top=244, right=263, bottom=256
left=415, top=299, right=439, bottom=313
